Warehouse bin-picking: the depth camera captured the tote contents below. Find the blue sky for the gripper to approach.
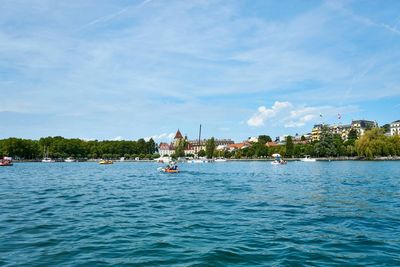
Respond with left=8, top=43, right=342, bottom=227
left=1, top=0, right=400, bottom=142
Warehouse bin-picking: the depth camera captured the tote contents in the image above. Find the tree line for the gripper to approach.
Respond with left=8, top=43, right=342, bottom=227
left=205, top=127, right=400, bottom=159
left=0, top=136, right=158, bottom=160
left=2, top=127, right=399, bottom=160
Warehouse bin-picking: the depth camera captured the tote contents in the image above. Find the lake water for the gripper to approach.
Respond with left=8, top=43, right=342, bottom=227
left=1, top=161, right=399, bottom=266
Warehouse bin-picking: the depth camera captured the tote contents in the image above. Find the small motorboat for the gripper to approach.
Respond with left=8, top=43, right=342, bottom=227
left=214, top=158, right=227, bottom=162
left=158, top=163, right=179, bottom=173
left=271, top=153, right=287, bottom=165
left=155, top=156, right=172, bottom=164
left=300, top=155, right=316, bottom=162
left=99, top=160, right=113, bottom=165
left=64, top=157, right=76, bottom=162
left=160, top=168, right=179, bottom=173
left=0, top=158, right=13, bottom=166
left=42, top=157, right=55, bottom=163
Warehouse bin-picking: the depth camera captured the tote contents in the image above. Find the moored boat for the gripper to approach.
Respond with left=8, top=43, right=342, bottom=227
left=42, top=147, right=55, bottom=163
left=300, top=155, right=316, bottom=162
left=99, top=160, right=113, bottom=165
left=64, top=157, right=76, bottom=162
left=42, top=158, right=55, bottom=163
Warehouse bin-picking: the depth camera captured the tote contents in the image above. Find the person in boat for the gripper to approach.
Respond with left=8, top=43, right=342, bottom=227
left=166, top=163, right=178, bottom=171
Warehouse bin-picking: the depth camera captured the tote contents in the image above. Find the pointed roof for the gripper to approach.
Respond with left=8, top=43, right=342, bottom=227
left=174, top=129, right=183, bottom=139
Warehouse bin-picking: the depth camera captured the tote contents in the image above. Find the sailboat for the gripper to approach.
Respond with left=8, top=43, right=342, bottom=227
left=188, top=124, right=208, bottom=163
left=42, top=147, right=55, bottom=163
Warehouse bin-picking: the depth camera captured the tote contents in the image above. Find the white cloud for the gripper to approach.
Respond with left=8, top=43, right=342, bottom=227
left=113, top=136, right=123, bottom=141
left=144, top=132, right=175, bottom=142
left=248, top=101, right=359, bottom=129
left=247, top=101, right=292, bottom=126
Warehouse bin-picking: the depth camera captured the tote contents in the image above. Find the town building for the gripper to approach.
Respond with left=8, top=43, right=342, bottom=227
left=311, top=124, right=323, bottom=141
left=158, top=129, right=234, bottom=156
left=330, top=124, right=352, bottom=140
left=311, top=120, right=377, bottom=141
left=390, top=120, right=400, bottom=136
left=351, top=120, right=378, bottom=136
left=228, top=142, right=250, bottom=151
left=158, top=142, right=174, bottom=157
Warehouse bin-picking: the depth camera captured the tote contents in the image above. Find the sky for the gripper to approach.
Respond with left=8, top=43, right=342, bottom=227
left=1, top=0, right=400, bottom=142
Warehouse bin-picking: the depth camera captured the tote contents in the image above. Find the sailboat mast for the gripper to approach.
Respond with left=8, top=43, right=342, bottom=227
left=198, top=124, right=202, bottom=146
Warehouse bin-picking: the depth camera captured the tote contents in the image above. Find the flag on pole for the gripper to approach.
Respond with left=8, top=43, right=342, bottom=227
left=319, top=113, right=323, bottom=118
left=338, top=113, right=342, bottom=120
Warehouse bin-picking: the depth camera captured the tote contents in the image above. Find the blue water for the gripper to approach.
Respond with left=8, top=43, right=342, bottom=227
left=0, top=161, right=399, bottom=266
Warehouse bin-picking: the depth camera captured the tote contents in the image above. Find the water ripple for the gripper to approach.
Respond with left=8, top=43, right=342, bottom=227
left=0, top=161, right=400, bottom=266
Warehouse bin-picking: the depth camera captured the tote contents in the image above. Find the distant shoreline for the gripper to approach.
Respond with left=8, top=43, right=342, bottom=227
left=11, top=157, right=400, bottom=163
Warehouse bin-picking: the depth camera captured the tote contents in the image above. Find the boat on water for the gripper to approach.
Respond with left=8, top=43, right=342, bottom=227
left=0, top=157, right=13, bottom=166
left=42, top=147, right=55, bottom=163
left=42, top=158, right=55, bottom=163
left=155, top=156, right=172, bottom=164
left=271, top=153, right=287, bottom=165
left=64, top=157, right=76, bottom=162
left=158, top=162, right=179, bottom=173
left=99, top=160, right=113, bottom=165
left=300, top=155, right=316, bottom=162
left=271, top=160, right=287, bottom=165
left=214, top=158, right=227, bottom=162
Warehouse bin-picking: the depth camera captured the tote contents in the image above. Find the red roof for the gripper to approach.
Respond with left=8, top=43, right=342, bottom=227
left=228, top=143, right=247, bottom=149
left=159, top=142, right=172, bottom=150
left=174, top=129, right=183, bottom=139
left=265, top=142, right=278, bottom=147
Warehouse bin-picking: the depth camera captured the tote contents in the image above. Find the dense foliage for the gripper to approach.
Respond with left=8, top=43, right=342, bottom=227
left=209, top=129, right=400, bottom=159
left=2, top=129, right=399, bottom=160
left=355, top=128, right=400, bottom=159
left=205, top=138, right=216, bottom=159
left=0, top=136, right=158, bottom=160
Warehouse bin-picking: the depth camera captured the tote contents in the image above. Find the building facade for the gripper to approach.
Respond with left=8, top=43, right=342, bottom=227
left=391, top=120, right=400, bottom=136
left=351, top=120, right=378, bottom=136
left=311, top=120, right=377, bottom=141
left=159, top=130, right=234, bottom=156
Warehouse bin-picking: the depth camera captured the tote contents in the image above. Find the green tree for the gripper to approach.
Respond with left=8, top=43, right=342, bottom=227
left=174, top=138, right=187, bottom=157
left=381, top=124, right=390, bottom=134
left=355, top=128, right=396, bottom=159
left=285, top=136, right=294, bottom=157
left=198, top=150, right=206, bottom=157
left=314, top=126, right=337, bottom=157
left=258, top=135, right=272, bottom=144
left=205, top=137, right=216, bottom=159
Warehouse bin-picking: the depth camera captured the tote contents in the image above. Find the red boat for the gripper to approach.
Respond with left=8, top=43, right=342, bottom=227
left=0, top=158, right=13, bottom=166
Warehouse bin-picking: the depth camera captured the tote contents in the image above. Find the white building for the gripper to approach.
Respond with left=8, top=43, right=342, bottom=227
left=390, top=120, right=400, bottom=136
left=158, top=143, right=174, bottom=157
